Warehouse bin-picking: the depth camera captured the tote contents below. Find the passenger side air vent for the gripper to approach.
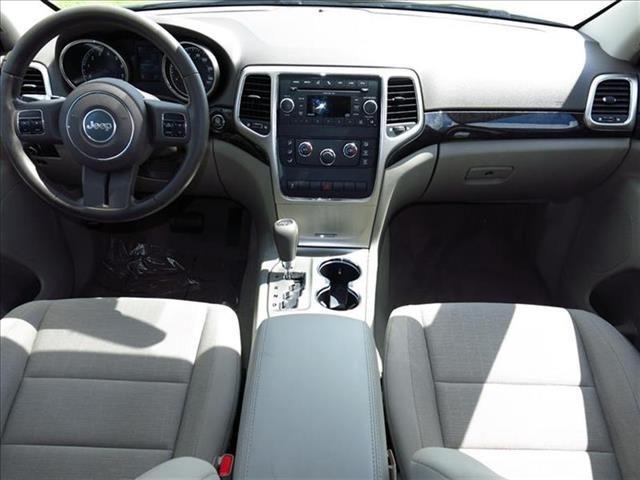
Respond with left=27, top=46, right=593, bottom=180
left=21, top=67, right=47, bottom=96
left=239, top=74, right=271, bottom=134
left=386, top=77, right=418, bottom=135
left=586, top=75, right=637, bottom=131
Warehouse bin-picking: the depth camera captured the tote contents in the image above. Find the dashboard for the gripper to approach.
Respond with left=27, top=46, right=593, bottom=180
left=8, top=4, right=640, bottom=239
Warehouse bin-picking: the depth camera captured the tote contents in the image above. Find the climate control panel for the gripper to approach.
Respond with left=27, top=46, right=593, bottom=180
left=277, top=74, right=381, bottom=199
left=279, top=138, right=377, bottom=168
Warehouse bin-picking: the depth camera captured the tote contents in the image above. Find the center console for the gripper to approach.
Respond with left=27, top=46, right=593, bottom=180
left=277, top=75, right=381, bottom=198
left=229, top=67, right=426, bottom=477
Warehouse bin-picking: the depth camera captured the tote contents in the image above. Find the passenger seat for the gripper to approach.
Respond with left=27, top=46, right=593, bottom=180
left=384, top=303, right=640, bottom=480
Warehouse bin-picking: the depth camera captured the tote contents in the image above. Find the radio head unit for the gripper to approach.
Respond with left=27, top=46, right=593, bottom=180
left=279, top=75, right=380, bottom=127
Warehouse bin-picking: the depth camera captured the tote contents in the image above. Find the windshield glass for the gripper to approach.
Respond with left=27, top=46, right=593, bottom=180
left=48, top=0, right=615, bottom=27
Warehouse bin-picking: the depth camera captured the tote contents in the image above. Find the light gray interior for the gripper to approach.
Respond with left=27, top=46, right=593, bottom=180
left=384, top=303, right=640, bottom=480
left=1, top=1, right=639, bottom=479
left=0, top=297, right=241, bottom=480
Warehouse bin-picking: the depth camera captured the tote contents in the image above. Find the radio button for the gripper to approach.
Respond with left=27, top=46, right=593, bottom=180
left=298, top=141, right=313, bottom=157
left=363, top=99, right=379, bottom=115
left=343, top=142, right=359, bottom=159
left=280, top=98, right=295, bottom=114
left=321, top=181, right=333, bottom=192
left=319, top=148, right=336, bottom=166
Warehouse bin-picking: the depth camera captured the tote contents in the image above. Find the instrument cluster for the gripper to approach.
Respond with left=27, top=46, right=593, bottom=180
left=59, top=37, right=220, bottom=101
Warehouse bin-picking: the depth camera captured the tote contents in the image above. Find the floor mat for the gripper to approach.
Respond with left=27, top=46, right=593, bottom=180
left=388, top=204, right=551, bottom=310
left=82, top=198, right=250, bottom=309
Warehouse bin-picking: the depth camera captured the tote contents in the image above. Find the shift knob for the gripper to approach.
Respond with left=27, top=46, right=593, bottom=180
left=273, top=218, right=298, bottom=264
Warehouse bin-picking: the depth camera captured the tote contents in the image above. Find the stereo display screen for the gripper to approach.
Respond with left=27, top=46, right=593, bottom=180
left=307, top=95, right=351, bottom=117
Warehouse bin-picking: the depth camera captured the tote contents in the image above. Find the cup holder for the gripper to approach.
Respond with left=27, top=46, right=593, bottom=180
left=316, top=259, right=361, bottom=311
left=319, top=258, right=361, bottom=282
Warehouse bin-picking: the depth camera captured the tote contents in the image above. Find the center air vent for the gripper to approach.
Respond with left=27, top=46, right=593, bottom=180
left=239, top=74, right=271, bottom=134
left=386, top=77, right=418, bottom=130
left=586, top=75, right=637, bottom=131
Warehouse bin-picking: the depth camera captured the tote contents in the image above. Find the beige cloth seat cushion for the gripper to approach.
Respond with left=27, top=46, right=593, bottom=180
left=384, top=303, right=640, bottom=480
left=0, top=297, right=241, bottom=480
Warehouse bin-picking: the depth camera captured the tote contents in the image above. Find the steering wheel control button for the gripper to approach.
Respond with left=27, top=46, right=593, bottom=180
left=343, top=142, right=359, bottom=159
left=279, top=97, right=295, bottom=114
left=17, top=110, right=44, bottom=135
left=82, top=109, right=117, bottom=143
left=319, top=148, right=336, bottom=166
left=362, top=99, right=378, bottom=115
left=162, top=112, right=187, bottom=138
left=298, top=141, right=313, bottom=157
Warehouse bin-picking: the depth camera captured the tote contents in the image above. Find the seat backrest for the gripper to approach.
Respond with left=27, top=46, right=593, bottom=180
left=1, top=298, right=241, bottom=480
left=384, top=303, right=640, bottom=479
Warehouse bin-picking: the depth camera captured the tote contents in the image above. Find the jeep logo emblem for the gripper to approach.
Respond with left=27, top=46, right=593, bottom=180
left=82, top=109, right=116, bottom=143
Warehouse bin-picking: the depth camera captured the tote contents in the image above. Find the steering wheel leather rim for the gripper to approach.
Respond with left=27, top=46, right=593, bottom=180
left=0, top=5, right=210, bottom=222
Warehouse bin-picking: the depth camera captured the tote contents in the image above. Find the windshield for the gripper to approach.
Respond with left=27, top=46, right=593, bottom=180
left=48, top=0, right=616, bottom=27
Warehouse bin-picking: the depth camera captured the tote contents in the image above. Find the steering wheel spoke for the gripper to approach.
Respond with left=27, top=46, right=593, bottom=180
left=14, top=97, right=65, bottom=144
left=82, top=166, right=137, bottom=209
left=145, top=100, right=190, bottom=146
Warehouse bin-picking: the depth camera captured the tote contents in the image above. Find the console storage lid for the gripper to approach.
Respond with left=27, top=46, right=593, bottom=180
left=235, top=314, right=388, bottom=479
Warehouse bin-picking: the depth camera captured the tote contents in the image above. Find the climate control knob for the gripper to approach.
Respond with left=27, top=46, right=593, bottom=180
left=343, top=142, right=358, bottom=159
left=362, top=99, right=379, bottom=115
left=319, top=148, right=336, bottom=166
left=298, top=141, right=313, bottom=157
left=279, top=97, right=295, bottom=114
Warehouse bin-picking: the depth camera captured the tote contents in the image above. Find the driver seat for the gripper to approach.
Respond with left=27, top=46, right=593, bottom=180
left=0, top=297, right=241, bottom=480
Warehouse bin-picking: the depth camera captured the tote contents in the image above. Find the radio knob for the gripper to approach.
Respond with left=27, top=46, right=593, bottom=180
left=362, top=99, right=379, bottom=115
left=279, top=97, right=295, bottom=114
left=298, top=141, right=313, bottom=157
left=319, top=148, right=336, bottom=166
left=343, top=142, right=358, bottom=159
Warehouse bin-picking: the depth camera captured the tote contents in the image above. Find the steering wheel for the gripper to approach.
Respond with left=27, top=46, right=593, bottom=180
left=0, top=6, right=209, bottom=222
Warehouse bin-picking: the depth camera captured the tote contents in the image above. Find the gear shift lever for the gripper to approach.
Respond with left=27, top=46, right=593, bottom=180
left=273, top=218, right=298, bottom=279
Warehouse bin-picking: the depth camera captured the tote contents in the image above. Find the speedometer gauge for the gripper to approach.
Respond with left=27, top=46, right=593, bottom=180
left=163, top=42, right=219, bottom=100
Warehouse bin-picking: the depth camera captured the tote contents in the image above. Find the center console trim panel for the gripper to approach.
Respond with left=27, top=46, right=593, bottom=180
left=233, top=66, right=424, bottom=247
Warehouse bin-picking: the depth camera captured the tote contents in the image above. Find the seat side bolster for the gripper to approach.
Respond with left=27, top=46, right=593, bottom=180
left=174, top=305, right=241, bottom=461
left=135, top=456, right=219, bottom=480
left=0, top=300, right=52, bottom=435
left=384, top=306, right=444, bottom=477
left=410, top=448, right=503, bottom=480
left=570, top=308, right=640, bottom=480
